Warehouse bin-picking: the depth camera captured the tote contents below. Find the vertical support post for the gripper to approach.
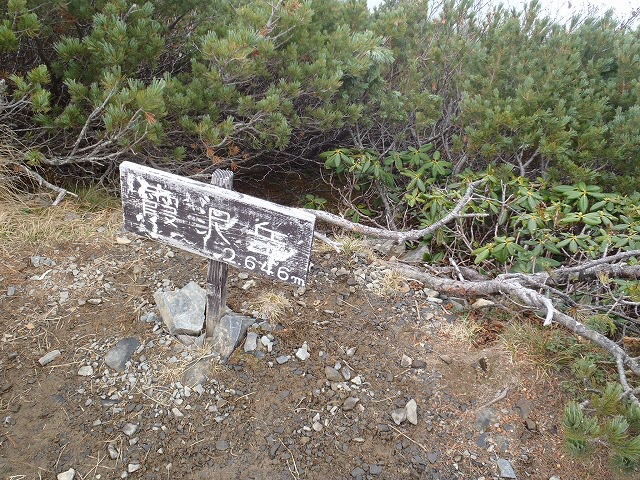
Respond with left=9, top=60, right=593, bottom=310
left=206, top=170, right=234, bottom=338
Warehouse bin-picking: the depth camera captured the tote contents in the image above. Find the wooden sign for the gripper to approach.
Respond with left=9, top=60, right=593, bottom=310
left=120, top=161, right=315, bottom=287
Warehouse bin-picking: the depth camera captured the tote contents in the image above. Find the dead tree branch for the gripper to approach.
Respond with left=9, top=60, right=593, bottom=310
left=305, top=179, right=487, bottom=244
left=382, top=260, right=640, bottom=407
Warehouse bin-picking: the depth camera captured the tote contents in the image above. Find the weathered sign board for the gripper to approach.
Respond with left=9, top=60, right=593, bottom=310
left=120, top=161, right=316, bottom=287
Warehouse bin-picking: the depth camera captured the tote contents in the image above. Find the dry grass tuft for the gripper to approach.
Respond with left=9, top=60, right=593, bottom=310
left=314, top=233, right=378, bottom=263
left=439, top=313, right=484, bottom=345
left=251, top=291, right=293, bottom=323
left=0, top=184, right=121, bottom=254
left=368, top=268, right=409, bottom=298
left=154, top=342, right=222, bottom=386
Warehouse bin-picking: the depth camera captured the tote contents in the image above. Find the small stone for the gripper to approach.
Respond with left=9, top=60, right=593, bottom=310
left=325, top=366, right=343, bottom=382
left=412, top=359, right=426, bottom=369
left=312, top=421, right=323, bottom=432
left=343, top=397, right=359, bottom=411
left=351, top=466, right=365, bottom=478
left=7, top=286, right=16, bottom=296
left=497, top=458, right=517, bottom=479
left=472, top=298, right=495, bottom=309
left=105, top=337, right=140, bottom=372
left=406, top=399, right=418, bottom=425
left=116, top=236, right=132, bottom=244
left=525, top=419, right=537, bottom=431
left=122, top=423, right=138, bottom=436
left=400, top=354, right=413, bottom=367
left=276, top=355, right=289, bottom=365
left=107, top=443, right=119, bottom=460
left=244, top=332, right=258, bottom=352
left=439, top=354, right=452, bottom=365
left=172, top=407, right=184, bottom=418
left=216, top=440, right=229, bottom=451
left=370, top=465, right=382, bottom=475
left=127, top=464, right=141, bottom=473
left=295, top=342, right=310, bottom=361
left=428, top=452, right=439, bottom=464
left=391, top=408, right=406, bottom=425
left=57, top=468, right=75, bottom=480
left=140, top=312, right=159, bottom=323
left=346, top=347, right=356, bottom=356
left=549, top=477, right=560, bottom=480
left=350, top=376, right=362, bottom=385
left=341, top=365, right=353, bottom=381
left=87, top=298, right=102, bottom=305
left=77, top=366, right=93, bottom=376
left=515, top=397, right=533, bottom=419
left=193, top=384, right=205, bottom=395
left=38, top=349, right=61, bottom=366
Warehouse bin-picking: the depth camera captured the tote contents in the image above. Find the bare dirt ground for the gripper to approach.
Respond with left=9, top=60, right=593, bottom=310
left=0, top=198, right=632, bottom=480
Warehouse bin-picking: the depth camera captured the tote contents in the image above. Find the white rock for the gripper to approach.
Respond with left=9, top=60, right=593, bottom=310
left=295, top=342, right=310, bottom=361
left=472, top=298, right=495, bottom=309
left=401, top=354, right=413, bottom=367
left=127, top=464, right=141, bottom=473
left=39, top=349, right=61, bottom=366
left=57, top=468, right=75, bottom=480
left=77, top=366, right=94, bottom=376
left=172, top=407, right=184, bottom=418
left=406, top=399, right=418, bottom=425
left=391, top=408, right=407, bottom=425
left=122, top=423, right=138, bottom=436
left=351, top=375, right=362, bottom=385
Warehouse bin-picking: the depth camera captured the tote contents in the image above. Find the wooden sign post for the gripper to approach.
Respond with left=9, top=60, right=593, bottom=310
left=119, top=161, right=316, bottom=337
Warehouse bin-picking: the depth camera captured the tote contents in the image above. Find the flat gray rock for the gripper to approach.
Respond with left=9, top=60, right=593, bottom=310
left=343, top=397, right=359, bottom=411
left=154, top=281, right=206, bottom=335
left=122, top=423, right=138, bottom=436
left=325, top=366, right=343, bottom=382
left=211, top=313, right=255, bottom=361
left=182, top=358, right=211, bottom=387
left=276, top=355, right=289, bottom=364
left=391, top=408, right=406, bottom=425
left=39, top=349, right=61, bottom=366
left=105, top=337, right=140, bottom=371
left=497, top=458, right=517, bottom=478
left=244, top=332, right=259, bottom=352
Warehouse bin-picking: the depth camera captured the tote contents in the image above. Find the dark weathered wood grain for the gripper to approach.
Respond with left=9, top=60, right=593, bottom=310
left=206, top=170, right=233, bottom=337
left=120, top=161, right=315, bottom=286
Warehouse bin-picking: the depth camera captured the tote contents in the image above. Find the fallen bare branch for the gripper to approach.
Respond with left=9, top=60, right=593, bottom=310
left=305, top=179, right=486, bottom=243
left=17, top=164, right=78, bottom=206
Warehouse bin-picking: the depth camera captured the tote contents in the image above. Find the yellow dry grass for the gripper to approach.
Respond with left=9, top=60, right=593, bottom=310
left=368, top=268, right=409, bottom=298
left=0, top=184, right=121, bottom=254
left=251, top=290, right=292, bottom=323
left=439, top=313, right=484, bottom=345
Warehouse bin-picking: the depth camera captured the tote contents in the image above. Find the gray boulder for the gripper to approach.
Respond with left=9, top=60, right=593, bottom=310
left=211, top=314, right=255, bottom=361
left=154, top=281, right=206, bottom=335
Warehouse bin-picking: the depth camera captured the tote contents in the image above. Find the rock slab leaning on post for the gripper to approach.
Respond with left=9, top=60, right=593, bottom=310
left=211, top=314, right=255, bottom=360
